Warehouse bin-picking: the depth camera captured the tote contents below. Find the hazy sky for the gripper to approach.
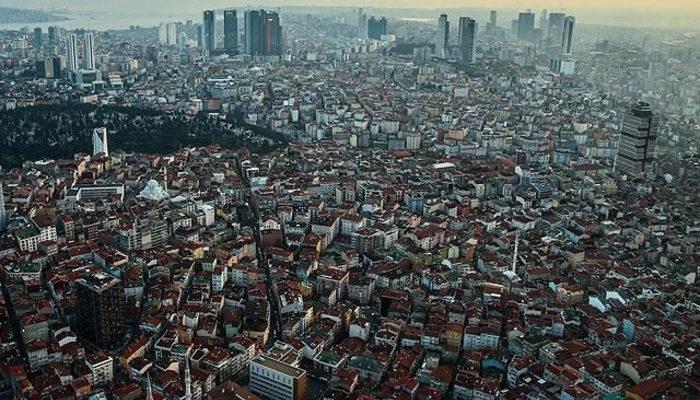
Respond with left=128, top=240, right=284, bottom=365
left=2, top=0, right=698, bottom=30
left=3, top=0, right=699, bottom=12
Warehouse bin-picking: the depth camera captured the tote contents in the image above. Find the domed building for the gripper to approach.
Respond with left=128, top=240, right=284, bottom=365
left=138, top=179, right=169, bottom=201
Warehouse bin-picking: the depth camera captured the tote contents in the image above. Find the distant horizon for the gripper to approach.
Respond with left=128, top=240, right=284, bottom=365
left=1, top=2, right=699, bottom=31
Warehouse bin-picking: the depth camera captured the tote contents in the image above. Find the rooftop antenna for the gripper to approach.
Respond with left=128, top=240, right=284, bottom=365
left=145, top=373, right=153, bottom=400
left=511, top=231, right=520, bottom=273
left=0, top=180, right=6, bottom=233
left=184, top=357, right=192, bottom=400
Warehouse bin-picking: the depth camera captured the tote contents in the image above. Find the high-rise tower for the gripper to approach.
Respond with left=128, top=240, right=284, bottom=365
left=458, top=17, right=477, bottom=65
left=224, top=10, right=238, bottom=53
left=74, top=272, right=126, bottom=349
left=83, top=32, right=95, bottom=70
left=93, top=127, right=109, bottom=157
left=517, top=10, right=535, bottom=41
left=202, top=10, right=215, bottom=54
left=48, top=26, right=58, bottom=47
left=616, top=101, right=658, bottom=178
left=33, top=27, right=43, bottom=47
left=547, top=12, right=565, bottom=46
left=245, top=10, right=282, bottom=56
left=435, top=14, right=450, bottom=58
left=561, top=16, right=575, bottom=55
left=67, top=34, right=79, bottom=72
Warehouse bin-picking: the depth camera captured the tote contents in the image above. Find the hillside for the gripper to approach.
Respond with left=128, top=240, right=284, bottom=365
left=0, top=105, right=287, bottom=168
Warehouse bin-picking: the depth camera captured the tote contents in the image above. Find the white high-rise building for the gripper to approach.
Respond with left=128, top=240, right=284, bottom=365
left=435, top=14, right=449, bottom=58
left=160, top=22, right=177, bottom=45
left=166, top=23, right=177, bottom=46
left=83, top=32, right=95, bottom=70
left=158, top=23, right=168, bottom=44
left=67, top=34, right=79, bottom=72
left=92, top=127, right=109, bottom=156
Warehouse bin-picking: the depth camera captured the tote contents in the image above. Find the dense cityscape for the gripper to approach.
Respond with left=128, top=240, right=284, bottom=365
left=0, top=3, right=698, bottom=400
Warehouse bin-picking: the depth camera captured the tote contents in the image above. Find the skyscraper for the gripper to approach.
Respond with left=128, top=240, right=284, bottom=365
left=93, top=127, right=109, bottom=156
left=264, top=11, right=282, bottom=55
left=357, top=8, right=368, bottom=39
left=166, top=23, right=177, bottom=46
left=48, top=26, right=58, bottom=47
left=202, top=10, right=215, bottom=54
left=83, top=32, right=95, bottom=70
left=458, top=17, right=477, bottom=65
left=33, top=27, right=42, bottom=47
left=539, top=9, right=549, bottom=32
left=67, top=33, right=79, bottom=72
left=245, top=10, right=263, bottom=55
left=616, top=101, right=658, bottom=178
left=547, top=12, right=565, bottom=46
left=367, top=17, right=388, bottom=40
left=517, top=10, right=535, bottom=41
left=224, top=10, right=238, bottom=53
left=75, top=272, right=126, bottom=349
left=435, top=14, right=449, bottom=58
left=245, top=10, right=282, bottom=56
left=486, top=10, right=497, bottom=34
left=561, top=16, right=575, bottom=55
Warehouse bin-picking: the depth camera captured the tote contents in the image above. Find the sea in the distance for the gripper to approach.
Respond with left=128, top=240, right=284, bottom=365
left=0, top=11, right=200, bottom=31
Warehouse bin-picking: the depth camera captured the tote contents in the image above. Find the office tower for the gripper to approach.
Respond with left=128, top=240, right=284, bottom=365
left=517, top=10, right=535, bottom=41
left=67, top=33, right=79, bottom=72
left=93, top=127, right=109, bottom=156
left=40, top=56, right=62, bottom=79
left=245, top=10, right=264, bottom=55
left=75, top=272, right=126, bottom=349
left=159, top=22, right=178, bottom=46
left=367, top=17, right=387, bottom=40
left=158, top=23, right=167, bottom=44
left=539, top=9, right=548, bottom=32
left=245, top=10, right=282, bottom=56
left=458, top=17, right=477, bottom=65
left=435, top=14, right=449, bottom=58
left=486, top=10, right=497, bottom=34
left=202, top=10, right=215, bottom=53
left=357, top=8, right=368, bottom=39
left=48, top=26, right=58, bottom=47
left=547, top=12, right=565, bottom=46
left=178, top=32, right=188, bottom=49
left=561, top=16, right=575, bottom=55
left=33, top=27, right=42, bottom=47
left=264, top=11, right=282, bottom=55
left=616, top=101, right=658, bottom=178
left=224, top=9, right=238, bottom=53
left=83, top=32, right=95, bottom=70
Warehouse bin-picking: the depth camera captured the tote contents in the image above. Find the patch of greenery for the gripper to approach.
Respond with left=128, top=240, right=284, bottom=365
left=0, top=105, right=287, bottom=168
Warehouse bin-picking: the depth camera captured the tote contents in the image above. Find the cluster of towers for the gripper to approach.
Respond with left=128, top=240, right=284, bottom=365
left=66, top=32, right=96, bottom=73
left=512, top=9, right=575, bottom=54
left=435, top=14, right=477, bottom=66
left=357, top=9, right=388, bottom=41
left=199, top=8, right=282, bottom=57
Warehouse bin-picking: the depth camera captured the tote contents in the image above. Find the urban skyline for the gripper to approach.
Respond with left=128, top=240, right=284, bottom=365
left=0, top=2, right=697, bottom=400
